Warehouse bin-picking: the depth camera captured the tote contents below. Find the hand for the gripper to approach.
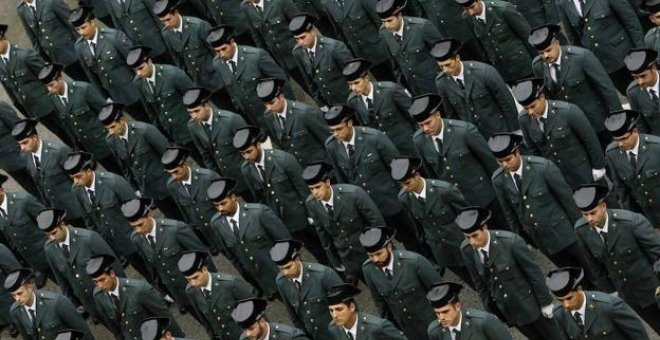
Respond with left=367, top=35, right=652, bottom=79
left=541, top=303, right=554, bottom=318
left=307, top=217, right=315, bottom=225
left=320, top=105, right=329, bottom=112
left=592, top=168, right=606, bottom=181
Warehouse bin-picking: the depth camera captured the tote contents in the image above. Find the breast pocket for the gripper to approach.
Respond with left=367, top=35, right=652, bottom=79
left=550, top=127, right=571, bottom=147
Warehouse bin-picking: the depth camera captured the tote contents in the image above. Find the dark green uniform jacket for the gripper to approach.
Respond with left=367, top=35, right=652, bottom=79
left=347, top=81, right=417, bottom=156
left=44, top=226, right=124, bottom=319
left=305, top=184, right=385, bottom=278
left=427, top=308, right=512, bottom=340
left=463, top=0, right=535, bottom=83
left=10, top=290, right=92, bottom=340
left=276, top=262, right=344, bottom=340
left=324, top=126, right=403, bottom=217
left=206, top=0, right=250, bottom=37
left=409, top=0, right=478, bottom=46
left=93, top=277, right=184, bottom=339
left=556, top=0, right=643, bottom=73
left=0, top=101, right=28, bottom=172
left=74, top=28, right=142, bottom=107
left=210, top=203, right=292, bottom=297
left=492, top=156, right=581, bottom=255
left=0, top=244, right=21, bottom=328
left=17, top=0, right=79, bottom=67
left=460, top=230, right=554, bottom=326
left=106, top=121, right=171, bottom=200
left=575, top=209, right=660, bottom=308
left=241, top=149, right=309, bottom=233
left=626, top=78, right=660, bottom=136
left=412, top=120, right=499, bottom=208
left=379, top=16, right=443, bottom=95
left=518, top=100, right=606, bottom=189
left=398, top=178, right=469, bottom=269
left=436, top=61, right=519, bottom=140
left=606, top=134, right=660, bottom=228
left=363, top=250, right=439, bottom=340
left=161, top=16, right=223, bottom=91
left=239, top=322, right=310, bottom=340
left=645, top=26, right=660, bottom=52
left=134, top=63, right=196, bottom=146
left=265, top=99, right=330, bottom=166
left=327, top=313, right=407, bottom=340
left=71, top=171, right=138, bottom=260
left=293, top=35, right=353, bottom=106
left=107, top=0, right=170, bottom=60
left=186, top=272, right=254, bottom=340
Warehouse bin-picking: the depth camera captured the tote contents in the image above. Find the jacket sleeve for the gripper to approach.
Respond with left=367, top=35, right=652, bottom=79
left=145, top=124, right=171, bottom=155
left=542, top=159, right=582, bottom=223
left=303, top=107, right=331, bottom=145
left=501, top=2, right=533, bottom=54
left=481, top=313, right=513, bottom=339
left=492, top=176, right=523, bottom=235
left=175, top=223, right=209, bottom=252
left=374, top=319, right=408, bottom=340
left=630, top=213, right=660, bottom=263
left=137, top=282, right=173, bottom=318
left=485, top=66, right=519, bottom=131
left=355, top=188, right=386, bottom=226
left=392, top=83, right=416, bottom=126
left=609, top=0, right=644, bottom=46
left=565, top=106, right=606, bottom=169
left=609, top=295, right=651, bottom=339
left=466, top=124, right=498, bottom=174
left=510, top=235, right=553, bottom=307
left=415, top=254, right=442, bottom=290
left=259, top=48, right=289, bottom=81
left=580, top=50, right=622, bottom=112
left=56, top=294, right=93, bottom=336
left=260, top=205, right=293, bottom=239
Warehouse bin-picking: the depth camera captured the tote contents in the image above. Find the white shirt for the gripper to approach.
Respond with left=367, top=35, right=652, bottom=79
left=453, top=62, right=465, bottom=84
left=0, top=43, right=11, bottom=61
left=253, top=0, right=265, bottom=12
left=476, top=4, right=487, bottom=22
left=58, top=82, right=69, bottom=104
left=627, top=135, right=640, bottom=160
left=394, top=20, right=405, bottom=39
left=413, top=178, right=427, bottom=200
left=292, top=264, right=304, bottom=286
left=26, top=0, right=37, bottom=12
left=32, top=140, right=43, bottom=162
left=276, top=100, right=288, bottom=119
left=343, top=315, right=359, bottom=340
left=598, top=213, right=609, bottom=233
left=262, top=322, right=271, bottom=340
left=572, top=292, right=587, bottom=324
left=203, top=272, right=213, bottom=293
left=87, top=29, right=99, bottom=54
left=226, top=205, right=241, bottom=229
left=549, top=49, right=562, bottom=81
left=342, top=128, right=357, bottom=155
left=145, top=218, right=158, bottom=242
left=307, top=36, right=318, bottom=55
left=572, top=0, right=584, bottom=16
left=60, top=225, right=71, bottom=249
left=24, top=294, right=37, bottom=320
left=255, top=149, right=266, bottom=174
left=321, top=187, right=334, bottom=208
left=120, top=122, right=129, bottom=143
left=430, top=123, right=445, bottom=153
left=448, top=311, right=463, bottom=338
left=173, top=15, right=184, bottom=33
left=181, top=166, right=192, bottom=186
left=109, top=278, right=120, bottom=299
left=361, top=82, right=375, bottom=108
left=226, top=43, right=239, bottom=69
left=0, top=194, right=7, bottom=215
left=203, top=109, right=214, bottom=129
left=478, top=231, right=491, bottom=263
left=647, top=73, right=660, bottom=97
left=146, top=64, right=157, bottom=86
left=509, top=161, right=523, bottom=190
left=85, top=171, right=97, bottom=193
left=382, top=252, right=394, bottom=276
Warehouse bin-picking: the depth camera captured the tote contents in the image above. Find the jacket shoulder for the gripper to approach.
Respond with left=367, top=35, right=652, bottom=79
left=335, top=184, right=359, bottom=193
left=640, top=133, right=660, bottom=146
left=324, top=135, right=336, bottom=146
left=531, top=56, right=543, bottom=67
left=627, top=81, right=641, bottom=93
left=549, top=100, right=571, bottom=110
left=586, top=290, right=615, bottom=303
left=405, top=16, right=427, bottom=25
left=525, top=155, right=548, bottom=165
left=609, top=209, right=637, bottom=222
left=492, top=167, right=506, bottom=180
left=427, top=178, right=454, bottom=190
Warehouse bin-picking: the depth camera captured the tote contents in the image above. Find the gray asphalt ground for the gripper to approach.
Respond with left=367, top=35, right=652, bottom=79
left=0, top=1, right=656, bottom=339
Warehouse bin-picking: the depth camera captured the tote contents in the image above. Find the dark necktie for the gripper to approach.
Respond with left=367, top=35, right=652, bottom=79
left=147, top=235, right=156, bottom=249
left=277, top=115, right=286, bottom=130
left=60, top=96, right=68, bottom=107
left=147, top=80, right=155, bottom=94
left=346, top=331, right=354, bottom=340
left=325, top=203, right=334, bottom=216
left=183, top=183, right=191, bottom=196
left=109, top=293, right=121, bottom=321
left=29, top=309, right=37, bottom=329
left=228, top=60, right=237, bottom=74
left=1, top=57, right=7, bottom=65
left=89, top=42, right=96, bottom=55
left=477, top=17, right=485, bottom=24
left=573, top=312, right=584, bottom=330
left=551, top=64, right=561, bottom=83
left=384, top=268, right=393, bottom=280
left=30, top=5, right=37, bottom=19
left=0, top=207, right=6, bottom=218
left=513, top=173, right=522, bottom=192
left=203, top=288, right=212, bottom=300
left=453, top=329, right=461, bottom=340
left=650, top=89, right=659, bottom=102
left=121, top=138, right=129, bottom=150
left=308, top=50, right=315, bottom=64
left=293, top=279, right=301, bottom=291
left=417, top=195, right=425, bottom=205
left=629, top=152, right=637, bottom=170
left=61, top=244, right=70, bottom=258
left=578, top=0, right=586, bottom=15
left=257, top=165, right=266, bottom=182
left=481, top=249, right=489, bottom=266
left=366, top=97, right=373, bottom=110
left=255, top=4, right=263, bottom=15
left=347, top=144, right=355, bottom=159
left=87, top=189, right=96, bottom=203
left=230, top=219, right=240, bottom=238
left=394, top=33, right=403, bottom=45
left=600, top=231, right=607, bottom=246
left=203, top=123, right=212, bottom=137
left=33, top=155, right=41, bottom=171
left=435, top=137, right=443, bottom=154
left=456, top=78, right=465, bottom=91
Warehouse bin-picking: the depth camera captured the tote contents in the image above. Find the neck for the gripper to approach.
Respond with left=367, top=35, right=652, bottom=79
left=362, top=81, right=371, bottom=96
left=345, top=313, right=357, bottom=329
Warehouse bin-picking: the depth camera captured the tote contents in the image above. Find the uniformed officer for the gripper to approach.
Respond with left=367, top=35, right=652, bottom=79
left=0, top=100, right=39, bottom=197
left=555, top=0, right=644, bottom=94
left=70, top=6, right=149, bottom=122
left=5, top=268, right=92, bottom=340
left=360, top=226, right=439, bottom=340
left=326, top=283, right=407, bottom=340
left=425, top=281, right=512, bottom=339
left=302, top=162, right=385, bottom=284
left=343, top=58, right=417, bottom=156
left=232, top=298, right=310, bottom=339
left=546, top=267, right=650, bottom=339
left=377, top=0, right=444, bottom=95
left=270, top=240, right=343, bottom=340
left=203, top=0, right=253, bottom=45
left=323, top=104, right=426, bottom=256
left=624, top=47, right=660, bottom=135
left=531, top=28, right=622, bottom=147
left=257, top=77, right=330, bottom=165
left=0, top=243, right=22, bottom=338
left=390, top=157, right=473, bottom=286
left=512, top=78, right=608, bottom=190
left=183, top=87, right=251, bottom=200
left=455, top=0, right=535, bottom=84
left=644, top=0, right=660, bottom=51
left=409, top=94, right=508, bottom=229
left=604, top=110, right=660, bottom=228
left=54, top=329, right=86, bottom=340
left=38, top=207, right=124, bottom=323
left=38, top=62, right=122, bottom=174
left=431, top=38, right=519, bottom=140
left=11, top=118, right=85, bottom=228
left=127, top=46, right=199, bottom=162
left=178, top=251, right=254, bottom=340
left=99, top=103, right=184, bottom=220
left=457, top=207, right=562, bottom=339
left=489, top=133, right=592, bottom=272
left=122, top=197, right=213, bottom=315
left=140, top=317, right=188, bottom=340
left=86, top=254, right=185, bottom=339
left=107, top=0, right=172, bottom=64
left=153, top=0, right=224, bottom=94
left=208, top=177, right=292, bottom=300
left=0, top=25, right=73, bottom=145
left=572, top=184, right=660, bottom=333
left=207, top=24, right=290, bottom=131
left=17, top=0, right=88, bottom=81
left=81, top=0, right=113, bottom=28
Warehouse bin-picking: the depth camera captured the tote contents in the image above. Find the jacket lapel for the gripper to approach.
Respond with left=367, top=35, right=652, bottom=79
left=352, top=129, right=367, bottom=167
left=582, top=0, right=596, bottom=16
left=520, top=159, right=533, bottom=194
left=636, top=138, right=651, bottom=172
left=441, top=121, right=457, bottom=156
left=390, top=252, right=405, bottom=288
left=238, top=205, right=250, bottom=239
left=605, top=211, right=620, bottom=253
left=558, top=48, right=571, bottom=85
left=155, top=223, right=168, bottom=253
left=583, top=293, right=598, bottom=332
left=68, top=228, right=81, bottom=263
left=372, top=84, right=385, bottom=112
left=400, top=21, right=413, bottom=50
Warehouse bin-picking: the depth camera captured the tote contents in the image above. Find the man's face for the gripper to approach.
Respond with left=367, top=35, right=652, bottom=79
left=399, top=174, right=423, bottom=193
left=187, top=103, right=212, bottom=123
left=308, top=180, right=332, bottom=201
left=434, top=303, right=461, bottom=328
left=10, top=284, right=35, bottom=306
left=464, top=227, right=488, bottom=248
left=158, top=12, right=180, bottom=29
left=347, top=77, right=370, bottom=96
left=278, top=259, right=302, bottom=279
left=381, top=14, right=403, bottom=33
left=496, top=151, right=522, bottom=173
left=264, top=94, right=286, bottom=114
left=184, top=268, right=210, bottom=288
left=213, top=42, right=236, bottom=61
left=464, top=1, right=483, bottom=16
left=612, top=129, right=639, bottom=151
left=46, top=224, right=68, bottom=244
left=538, top=40, right=561, bottom=64
left=45, top=77, right=66, bottom=95
left=329, top=302, right=357, bottom=327
left=239, top=145, right=262, bottom=163
left=104, top=120, right=126, bottom=137
left=92, top=272, right=118, bottom=292
left=523, top=96, right=546, bottom=117
left=437, top=57, right=462, bottom=77
left=632, top=66, right=658, bottom=89
left=294, top=31, right=316, bottom=49
left=366, top=244, right=392, bottom=268
left=70, top=168, right=94, bottom=187
left=17, top=135, right=39, bottom=153
left=581, top=203, right=607, bottom=228
left=133, top=61, right=154, bottom=79
left=75, top=21, right=96, bottom=40
left=557, top=289, right=584, bottom=311
left=0, top=39, right=8, bottom=55
left=129, top=216, right=154, bottom=236
left=243, top=319, right=267, bottom=340
left=166, top=164, right=189, bottom=182
left=329, top=121, right=353, bottom=142
left=213, top=195, right=238, bottom=216
left=418, top=113, right=442, bottom=136
left=650, top=11, right=660, bottom=26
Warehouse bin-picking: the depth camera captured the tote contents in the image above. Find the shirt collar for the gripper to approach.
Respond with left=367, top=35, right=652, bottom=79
left=573, top=292, right=587, bottom=320
left=342, top=128, right=357, bottom=148
left=110, top=278, right=120, bottom=297
left=26, top=0, right=37, bottom=10
left=293, top=264, right=304, bottom=284
left=629, top=135, right=640, bottom=156
left=540, top=101, right=549, bottom=119
left=204, top=109, right=214, bottom=127
left=0, top=43, right=10, bottom=60
left=361, top=82, right=375, bottom=104
left=146, top=64, right=157, bottom=84
left=32, top=139, right=43, bottom=159
left=382, top=251, right=395, bottom=274
left=146, top=218, right=158, bottom=239
left=308, top=36, right=318, bottom=54
left=413, top=178, right=427, bottom=199
left=510, top=159, right=523, bottom=178
left=86, top=172, right=96, bottom=192
left=478, top=230, right=491, bottom=254
left=454, top=62, right=465, bottom=82
left=277, top=100, right=288, bottom=117
left=256, top=148, right=266, bottom=169
left=395, top=20, right=405, bottom=37
left=61, top=226, right=71, bottom=248
left=343, top=315, right=359, bottom=339
left=431, top=121, right=445, bottom=141
left=0, top=194, right=7, bottom=213
left=203, top=272, right=213, bottom=292
left=254, top=0, right=265, bottom=10
left=226, top=204, right=241, bottom=221
left=24, top=293, right=37, bottom=313
left=181, top=166, right=193, bottom=186
left=228, top=43, right=239, bottom=65
left=120, top=122, right=129, bottom=141
left=476, top=4, right=486, bottom=21
left=87, top=29, right=99, bottom=44
left=599, top=213, right=609, bottom=233
left=449, top=311, right=463, bottom=333
left=649, top=72, right=660, bottom=94
left=173, top=15, right=184, bottom=33
left=554, top=48, right=563, bottom=67
left=263, top=322, right=271, bottom=340
left=58, top=82, right=69, bottom=101
left=321, top=187, right=334, bottom=206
